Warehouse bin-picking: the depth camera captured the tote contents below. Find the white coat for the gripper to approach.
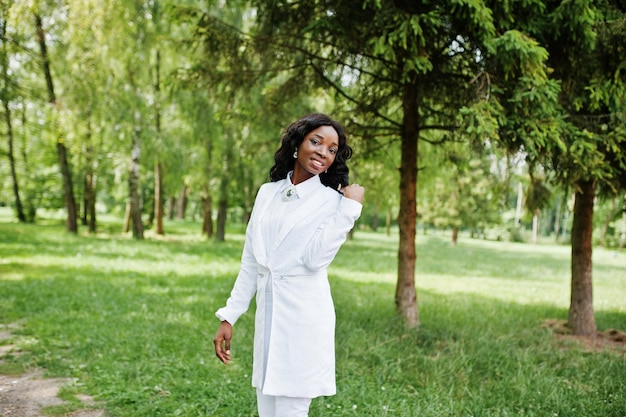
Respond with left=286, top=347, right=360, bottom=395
left=215, top=175, right=362, bottom=398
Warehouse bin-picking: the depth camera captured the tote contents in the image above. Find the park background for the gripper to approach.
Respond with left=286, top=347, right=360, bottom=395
left=1, top=0, right=625, bottom=416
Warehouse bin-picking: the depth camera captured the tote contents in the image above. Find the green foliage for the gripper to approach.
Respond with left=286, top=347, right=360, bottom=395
left=420, top=145, right=503, bottom=234
left=1, top=0, right=624, bottom=235
left=490, top=30, right=549, bottom=79
left=525, top=175, right=551, bottom=214
left=1, top=211, right=624, bottom=416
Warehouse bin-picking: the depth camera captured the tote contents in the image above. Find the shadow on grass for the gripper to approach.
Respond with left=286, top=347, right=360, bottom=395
left=327, top=276, right=625, bottom=416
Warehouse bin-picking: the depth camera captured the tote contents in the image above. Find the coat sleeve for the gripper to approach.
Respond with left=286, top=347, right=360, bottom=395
left=214, top=185, right=269, bottom=325
left=301, top=195, right=362, bottom=271
left=214, top=231, right=258, bottom=326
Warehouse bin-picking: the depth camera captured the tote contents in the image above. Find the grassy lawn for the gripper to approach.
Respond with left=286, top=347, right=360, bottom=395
left=0, top=209, right=624, bottom=416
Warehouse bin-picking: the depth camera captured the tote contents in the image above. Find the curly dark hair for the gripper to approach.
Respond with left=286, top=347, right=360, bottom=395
left=269, top=113, right=352, bottom=190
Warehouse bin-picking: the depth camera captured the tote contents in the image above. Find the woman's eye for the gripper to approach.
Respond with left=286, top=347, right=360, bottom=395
left=310, top=139, right=319, bottom=145
left=330, top=148, right=337, bottom=154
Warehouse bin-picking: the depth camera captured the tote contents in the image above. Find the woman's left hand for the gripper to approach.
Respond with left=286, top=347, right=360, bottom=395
left=342, top=184, right=365, bottom=204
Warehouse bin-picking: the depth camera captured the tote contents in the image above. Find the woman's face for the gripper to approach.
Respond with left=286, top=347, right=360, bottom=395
left=293, top=125, right=339, bottom=183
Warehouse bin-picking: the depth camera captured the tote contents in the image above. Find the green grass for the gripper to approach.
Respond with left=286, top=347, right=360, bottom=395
left=0, top=209, right=624, bottom=416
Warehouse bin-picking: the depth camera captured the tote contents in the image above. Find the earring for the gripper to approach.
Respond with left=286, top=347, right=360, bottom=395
left=293, top=150, right=298, bottom=158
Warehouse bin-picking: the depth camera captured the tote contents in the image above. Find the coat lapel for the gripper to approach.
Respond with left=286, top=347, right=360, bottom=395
left=250, top=180, right=332, bottom=267
left=271, top=184, right=330, bottom=253
left=250, top=181, right=283, bottom=266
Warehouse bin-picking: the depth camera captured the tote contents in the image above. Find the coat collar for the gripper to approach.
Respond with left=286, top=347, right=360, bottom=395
left=280, top=171, right=322, bottom=200
left=251, top=176, right=329, bottom=267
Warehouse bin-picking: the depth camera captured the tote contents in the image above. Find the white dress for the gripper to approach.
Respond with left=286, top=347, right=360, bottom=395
left=216, top=174, right=362, bottom=398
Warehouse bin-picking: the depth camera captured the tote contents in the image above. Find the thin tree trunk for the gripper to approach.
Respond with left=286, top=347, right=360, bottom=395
left=167, top=196, right=176, bottom=220
left=532, top=210, right=539, bottom=244
left=201, top=136, right=214, bottom=236
left=123, top=202, right=131, bottom=233
left=85, top=172, right=96, bottom=233
left=451, top=226, right=459, bottom=246
left=202, top=189, right=213, bottom=237
left=57, top=139, right=78, bottom=233
left=515, top=181, right=523, bottom=227
left=128, top=116, right=144, bottom=239
left=177, top=185, right=188, bottom=219
left=4, top=99, right=26, bottom=222
left=215, top=169, right=229, bottom=242
left=242, top=169, right=253, bottom=225
left=618, top=194, right=626, bottom=250
left=216, top=197, right=227, bottom=242
left=84, top=117, right=97, bottom=233
left=35, top=14, right=77, bottom=233
left=568, top=179, right=596, bottom=336
left=1, top=19, right=26, bottom=222
left=502, top=154, right=512, bottom=208
left=153, top=49, right=164, bottom=235
left=562, top=192, right=574, bottom=241
left=19, top=101, right=36, bottom=221
left=126, top=60, right=144, bottom=240
left=154, top=161, right=164, bottom=234
left=215, top=132, right=233, bottom=242
left=396, top=77, right=419, bottom=328
left=553, top=191, right=562, bottom=242
left=371, top=205, right=379, bottom=231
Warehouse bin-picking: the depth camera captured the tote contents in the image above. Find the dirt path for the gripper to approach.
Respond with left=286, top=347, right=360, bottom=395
left=0, top=325, right=105, bottom=417
left=0, top=370, right=104, bottom=417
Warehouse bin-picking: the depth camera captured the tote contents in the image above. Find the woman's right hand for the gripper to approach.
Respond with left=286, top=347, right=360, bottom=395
left=214, top=321, right=233, bottom=364
left=342, top=184, right=365, bottom=204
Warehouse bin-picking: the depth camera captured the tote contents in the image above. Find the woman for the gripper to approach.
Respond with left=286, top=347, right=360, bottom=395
left=213, top=113, right=365, bottom=416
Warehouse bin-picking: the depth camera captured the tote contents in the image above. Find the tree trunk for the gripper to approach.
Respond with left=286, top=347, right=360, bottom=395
left=531, top=210, right=539, bottom=244
left=568, top=179, right=596, bottom=336
left=3, top=99, right=26, bottom=222
left=84, top=172, right=97, bottom=233
left=216, top=197, right=227, bottom=242
left=215, top=131, right=233, bottom=242
left=201, top=136, right=214, bottom=236
left=202, top=189, right=214, bottom=237
left=553, top=191, right=562, bottom=242
left=515, top=181, right=523, bottom=227
left=451, top=226, right=458, bottom=246
left=1, top=19, right=26, bottom=222
left=177, top=185, right=188, bottom=219
left=35, top=14, right=78, bottom=233
left=395, top=77, right=419, bottom=328
left=371, top=205, right=379, bottom=231
left=84, top=117, right=97, bottom=233
left=561, top=192, right=574, bottom=241
left=153, top=49, right=164, bottom=235
left=154, top=160, right=164, bottom=235
left=167, top=197, right=176, bottom=220
left=57, top=140, right=78, bottom=233
left=618, top=194, right=626, bottom=250
left=19, top=101, right=36, bottom=221
left=123, top=202, right=131, bottom=233
left=128, top=116, right=144, bottom=239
